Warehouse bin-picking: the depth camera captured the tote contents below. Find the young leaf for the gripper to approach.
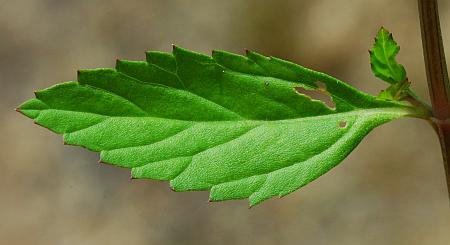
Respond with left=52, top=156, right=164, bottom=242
left=370, top=27, right=407, bottom=84
left=17, top=46, right=421, bottom=206
left=378, top=79, right=411, bottom=101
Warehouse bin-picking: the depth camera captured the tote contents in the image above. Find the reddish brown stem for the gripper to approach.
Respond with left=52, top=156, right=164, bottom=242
left=418, top=0, right=450, bottom=199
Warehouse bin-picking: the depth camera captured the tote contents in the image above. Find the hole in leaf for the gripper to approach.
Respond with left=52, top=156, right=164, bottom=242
left=339, top=121, right=347, bottom=128
left=294, top=82, right=335, bottom=110
left=316, top=81, right=327, bottom=90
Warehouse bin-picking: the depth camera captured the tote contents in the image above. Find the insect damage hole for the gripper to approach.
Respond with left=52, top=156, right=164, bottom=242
left=294, top=81, right=336, bottom=110
left=339, top=121, right=347, bottom=128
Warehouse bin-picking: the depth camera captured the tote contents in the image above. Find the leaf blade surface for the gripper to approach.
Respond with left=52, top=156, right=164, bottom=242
left=18, top=47, right=417, bottom=206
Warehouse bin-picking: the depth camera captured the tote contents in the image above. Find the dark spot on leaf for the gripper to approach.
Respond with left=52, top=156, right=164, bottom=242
left=339, top=121, right=347, bottom=128
left=264, top=81, right=269, bottom=87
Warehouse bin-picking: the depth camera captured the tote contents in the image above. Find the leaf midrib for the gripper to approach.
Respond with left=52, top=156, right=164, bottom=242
left=30, top=106, right=413, bottom=126
left=380, top=30, right=398, bottom=80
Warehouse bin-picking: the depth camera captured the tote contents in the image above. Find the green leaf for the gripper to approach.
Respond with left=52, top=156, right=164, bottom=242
left=17, top=46, right=420, bottom=206
left=370, top=27, right=407, bottom=84
left=378, top=79, right=411, bottom=101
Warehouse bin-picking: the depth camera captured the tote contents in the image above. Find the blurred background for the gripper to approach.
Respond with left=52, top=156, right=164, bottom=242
left=1, top=0, right=450, bottom=244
